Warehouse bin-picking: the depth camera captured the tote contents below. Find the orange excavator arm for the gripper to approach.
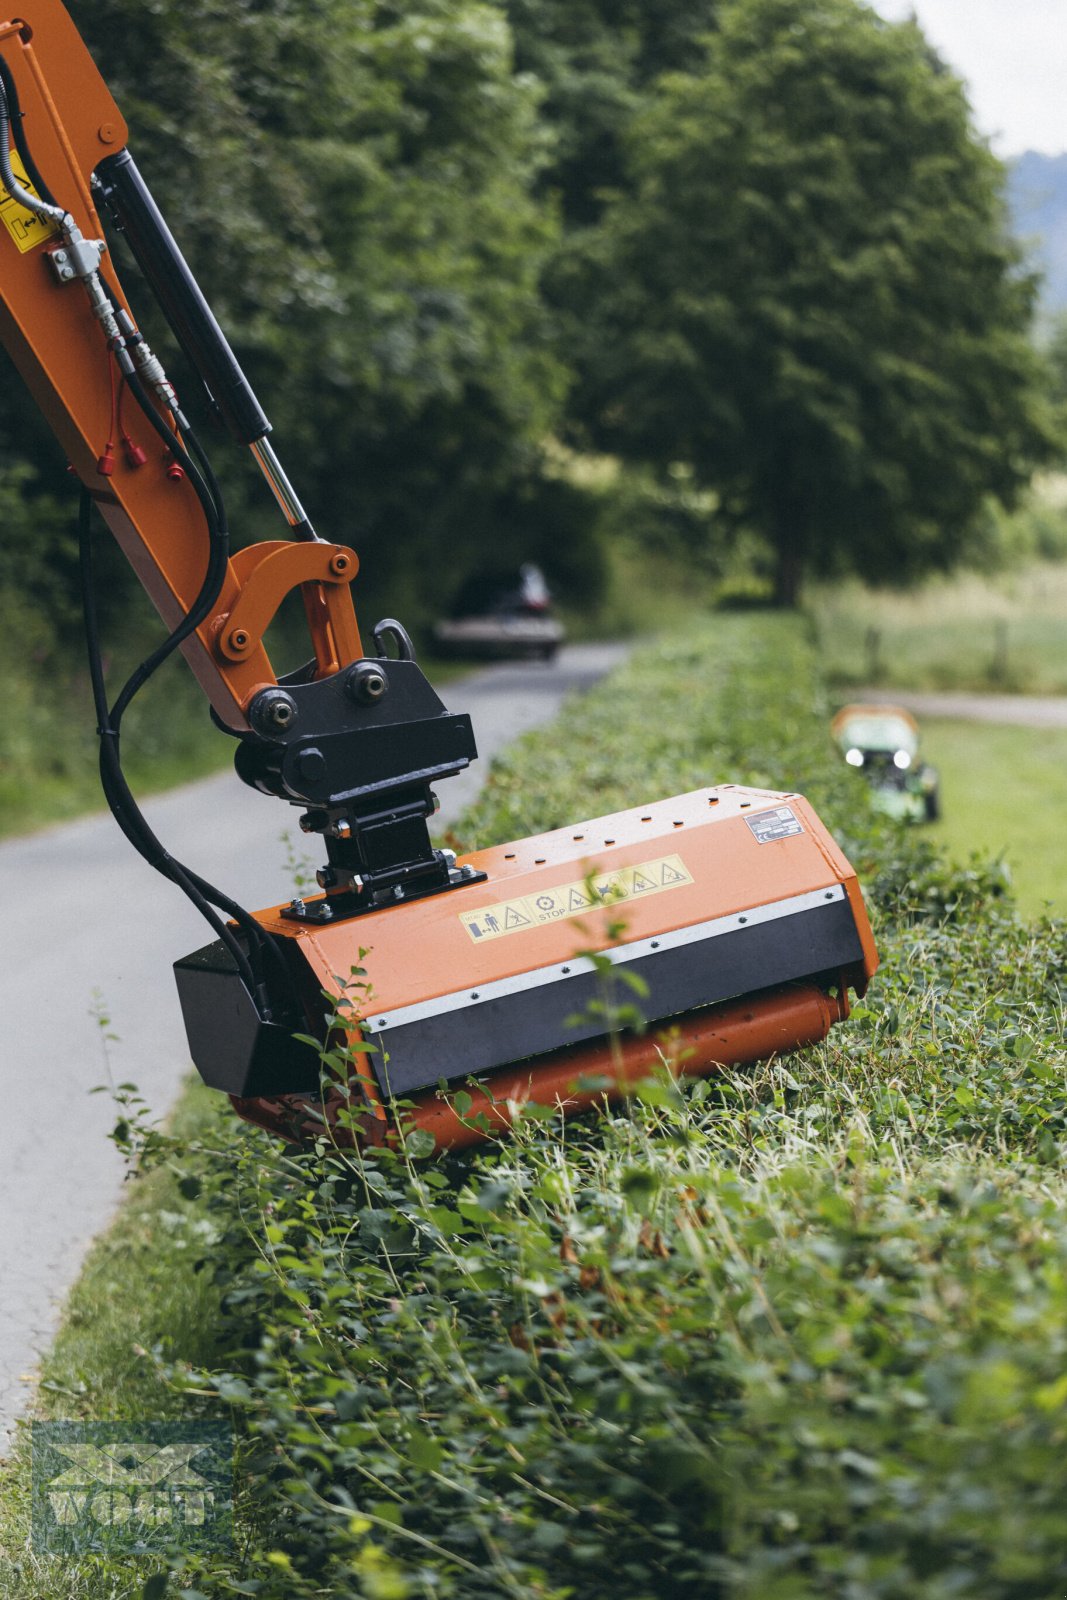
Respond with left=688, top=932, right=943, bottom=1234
left=0, top=0, right=487, bottom=1069
left=1, top=2, right=877, bottom=1154
left=0, top=2, right=368, bottom=722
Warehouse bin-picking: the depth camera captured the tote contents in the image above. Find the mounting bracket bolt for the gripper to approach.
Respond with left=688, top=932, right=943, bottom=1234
left=248, top=688, right=298, bottom=736
left=345, top=661, right=389, bottom=706
left=296, top=748, right=327, bottom=782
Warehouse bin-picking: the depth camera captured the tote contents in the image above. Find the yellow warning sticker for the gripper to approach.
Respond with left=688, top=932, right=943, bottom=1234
left=0, top=150, right=59, bottom=254
left=460, top=854, right=693, bottom=944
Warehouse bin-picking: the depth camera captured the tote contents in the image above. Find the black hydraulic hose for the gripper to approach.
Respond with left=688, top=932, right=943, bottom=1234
left=79, top=485, right=293, bottom=1011
left=104, top=385, right=294, bottom=991
left=109, top=380, right=294, bottom=1000
left=184, top=421, right=227, bottom=529
left=80, top=505, right=295, bottom=1007
left=78, top=493, right=262, bottom=998
left=107, top=371, right=230, bottom=725
left=0, top=55, right=56, bottom=208
left=0, top=68, right=67, bottom=226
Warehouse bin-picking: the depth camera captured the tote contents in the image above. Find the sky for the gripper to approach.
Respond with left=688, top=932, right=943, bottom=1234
left=871, top=1, right=1067, bottom=157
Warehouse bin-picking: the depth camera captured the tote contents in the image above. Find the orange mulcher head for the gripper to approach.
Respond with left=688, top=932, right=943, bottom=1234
left=176, top=783, right=878, bottom=1154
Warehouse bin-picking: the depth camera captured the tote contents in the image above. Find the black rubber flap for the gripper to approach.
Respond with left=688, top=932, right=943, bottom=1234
left=174, top=940, right=321, bottom=1097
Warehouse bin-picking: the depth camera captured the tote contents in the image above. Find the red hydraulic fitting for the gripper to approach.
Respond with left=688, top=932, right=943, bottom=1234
left=97, top=444, right=116, bottom=477
left=123, top=437, right=148, bottom=468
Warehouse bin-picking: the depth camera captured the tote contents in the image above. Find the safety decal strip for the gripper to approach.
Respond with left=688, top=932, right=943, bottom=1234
left=0, top=150, right=59, bottom=254
left=373, top=882, right=848, bottom=1034
left=459, top=854, right=693, bottom=944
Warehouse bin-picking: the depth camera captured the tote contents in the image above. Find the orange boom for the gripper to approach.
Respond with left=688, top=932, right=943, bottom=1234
left=0, top=2, right=877, bottom=1152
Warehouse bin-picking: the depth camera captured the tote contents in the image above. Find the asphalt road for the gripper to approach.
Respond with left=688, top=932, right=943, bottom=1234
left=0, top=641, right=631, bottom=1451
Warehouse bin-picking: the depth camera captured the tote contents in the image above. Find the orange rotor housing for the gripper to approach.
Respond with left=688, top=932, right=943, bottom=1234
left=210, top=783, right=879, bottom=1154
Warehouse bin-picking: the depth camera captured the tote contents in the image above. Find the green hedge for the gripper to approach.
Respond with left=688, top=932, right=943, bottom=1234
left=20, top=614, right=1067, bottom=1599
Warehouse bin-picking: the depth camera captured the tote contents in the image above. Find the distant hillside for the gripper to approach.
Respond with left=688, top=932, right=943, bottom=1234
left=1008, top=151, right=1067, bottom=320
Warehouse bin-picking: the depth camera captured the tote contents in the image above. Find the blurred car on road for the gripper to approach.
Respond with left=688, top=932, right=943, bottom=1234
left=433, top=563, right=564, bottom=661
left=831, top=703, right=940, bottom=823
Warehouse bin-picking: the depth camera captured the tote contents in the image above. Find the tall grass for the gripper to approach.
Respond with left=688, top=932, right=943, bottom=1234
left=811, top=561, right=1067, bottom=694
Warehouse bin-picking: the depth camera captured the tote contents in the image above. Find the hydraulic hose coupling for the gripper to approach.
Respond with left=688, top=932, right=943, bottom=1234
left=0, top=79, right=123, bottom=347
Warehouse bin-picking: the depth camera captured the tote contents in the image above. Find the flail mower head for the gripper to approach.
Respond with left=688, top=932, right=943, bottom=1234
left=176, top=782, right=878, bottom=1154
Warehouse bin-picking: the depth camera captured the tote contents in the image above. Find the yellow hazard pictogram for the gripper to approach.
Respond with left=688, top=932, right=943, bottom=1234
left=459, top=854, right=693, bottom=944
left=0, top=149, right=60, bottom=254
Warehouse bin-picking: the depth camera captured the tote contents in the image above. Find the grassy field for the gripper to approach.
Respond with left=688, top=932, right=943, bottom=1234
left=5, top=611, right=1067, bottom=1598
left=813, top=555, right=1067, bottom=914
left=811, top=560, right=1067, bottom=694
left=917, top=718, right=1067, bottom=918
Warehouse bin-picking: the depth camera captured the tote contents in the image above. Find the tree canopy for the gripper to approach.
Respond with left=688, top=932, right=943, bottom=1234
left=0, top=0, right=1058, bottom=644
left=1, top=0, right=587, bottom=639
left=562, top=0, right=1058, bottom=603
left=505, top=0, right=720, bottom=225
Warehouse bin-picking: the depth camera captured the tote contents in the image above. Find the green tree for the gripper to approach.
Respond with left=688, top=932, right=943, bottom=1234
left=564, top=0, right=1058, bottom=604
left=1046, top=313, right=1067, bottom=421
left=2, top=0, right=579, bottom=640
left=505, top=0, right=721, bottom=225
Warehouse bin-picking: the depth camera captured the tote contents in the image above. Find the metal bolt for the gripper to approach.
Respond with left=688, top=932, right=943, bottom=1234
left=345, top=661, right=388, bottom=706
left=249, top=689, right=298, bottom=737
left=287, top=897, right=306, bottom=914
left=329, top=553, right=351, bottom=576
left=296, top=748, right=327, bottom=782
